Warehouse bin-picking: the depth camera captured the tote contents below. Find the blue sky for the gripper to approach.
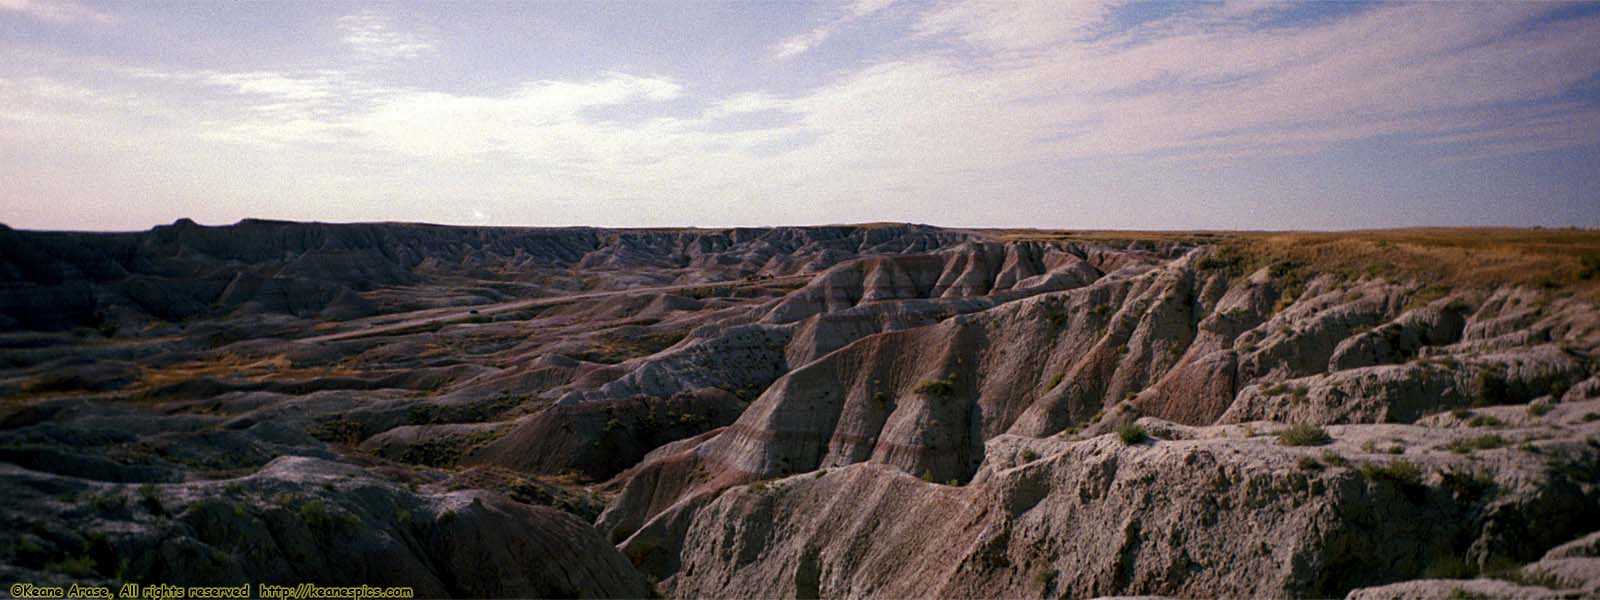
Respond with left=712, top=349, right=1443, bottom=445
left=1, top=0, right=1597, bottom=231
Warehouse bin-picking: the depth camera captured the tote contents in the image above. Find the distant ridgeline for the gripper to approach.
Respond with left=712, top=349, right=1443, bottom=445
left=0, top=219, right=969, bottom=332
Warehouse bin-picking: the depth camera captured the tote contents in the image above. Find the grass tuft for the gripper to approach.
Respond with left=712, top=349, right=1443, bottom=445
left=1278, top=423, right=1332, bottom=446
left=1118, top=422, right=1150, bottom=445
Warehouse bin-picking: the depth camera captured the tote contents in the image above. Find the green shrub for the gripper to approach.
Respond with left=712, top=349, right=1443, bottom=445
left=915, top=376, right=957, bottom=399
left=1579, top=254, right=1600, bottom=280
left=1118, top=423, right=1149, bottom=445
left=1321, top=451, right=1350, bottom=467
left=1440, top=468, right=1496, bottom=502
left=1278, top=423, right=1332, bottom=446
left=1359, top=460, right=1424, bottom=487
left=299, top=499, right=344, bottom=533
left=1021, top=449, right=1040, bottom=463
left=1447, top=435, right=1506, bottom=454
left=1473, top=370, right=1508, bottom=406
left=1467, top=414, right=1504, bottom=428
left=1045, top=307, right=1071, bottom=328
left=1424, top=553, right=1479, bottom=579
left=138, top=482, right=163, bottom=516
left=44, top=555, right=97, bottom=577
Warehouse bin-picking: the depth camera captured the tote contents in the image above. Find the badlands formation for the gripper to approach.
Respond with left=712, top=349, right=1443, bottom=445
left=2, top=219, right=1599, bottom=598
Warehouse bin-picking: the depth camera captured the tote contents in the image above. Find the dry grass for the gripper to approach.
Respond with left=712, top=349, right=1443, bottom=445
left=136, top=353, right=361, bottom=389
left=984, top=227, right=1600, bottom=300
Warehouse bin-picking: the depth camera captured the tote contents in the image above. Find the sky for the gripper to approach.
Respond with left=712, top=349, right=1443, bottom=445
left=1, top=0, right=1598, bottom=232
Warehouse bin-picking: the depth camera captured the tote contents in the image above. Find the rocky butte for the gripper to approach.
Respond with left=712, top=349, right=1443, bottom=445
left=1, top=219, right=1598, bottom=598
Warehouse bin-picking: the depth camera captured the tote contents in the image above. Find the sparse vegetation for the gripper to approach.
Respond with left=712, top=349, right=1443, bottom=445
left=1021, top=449, right=1039, bottom=463
left=1278, top=423, right=1331, bottom=446
left=573, top=329, right=689, bottom=364
left=309, top=417, right=368, bottom=445
left=395, top=429, right=506, bottom=468
left=1447, top=434, right=1506, bottom=454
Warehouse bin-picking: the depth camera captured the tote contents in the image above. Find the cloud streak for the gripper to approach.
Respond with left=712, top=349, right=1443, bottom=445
left=771, top=0, right=896, bottom=60
left=0, top=0, right=110, bottom=24
left=338, top=12, right=433, bottom=60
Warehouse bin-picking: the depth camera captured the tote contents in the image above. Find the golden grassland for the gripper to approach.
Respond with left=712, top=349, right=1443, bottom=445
left=987, top=227, right=1600, bottom=300
left=135, top=353, right=365, bottom=389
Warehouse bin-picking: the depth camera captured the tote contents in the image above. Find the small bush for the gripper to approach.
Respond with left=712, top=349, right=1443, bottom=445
left=915, top=376, right=957, bottom=399
left=1297, top=456, right=1325, bottom=471
left=1473, top=370, right=1509, bottom=406
left=1527, top=403, right=1552, bottom=417
left=1118, top=423, right=1149, bottom=445
left=1045, top=306, right=1071, bottom=328
left=1359, top=460, right=1424, bottom=487
left=1321, top=451, right=1350, bottom=467
left=138, top=483, right=164, bottom=516
left=1278, top=423, right=1332, bottom=447
left=1424, top=554, right=1479, bottom=580
left=1447, top=435, right=1506, bottom=454
left=1579, top=254, right=1600, bottom=280
left=1034, top=569, right=1058, bottom=589
left=1467, top=414, right=1504, bottom=428
left=1440, top=468, right=1496, bottom=502
left=44, top=555, right=97, bottom=577
left=1021, top=449, right=1040, bottom=463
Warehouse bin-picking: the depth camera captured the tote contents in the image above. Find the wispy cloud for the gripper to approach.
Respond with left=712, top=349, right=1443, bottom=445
left=0, top=0, right=111, bottom=24
left=338, top=12, right=433, bottom=60
left=771, top=0, right=896, bottom=60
